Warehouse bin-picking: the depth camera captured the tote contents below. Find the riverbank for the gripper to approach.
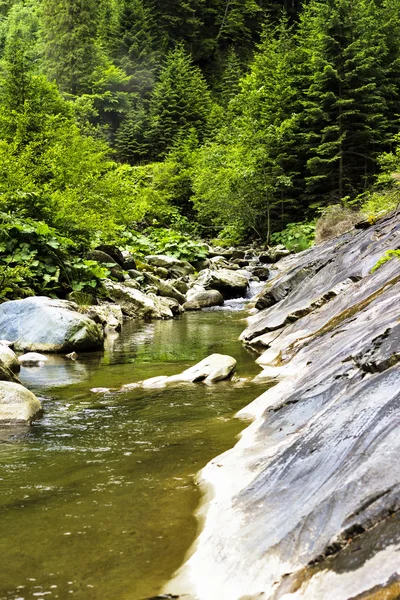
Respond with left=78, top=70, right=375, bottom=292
left=166, top=211, right=400, bottom=600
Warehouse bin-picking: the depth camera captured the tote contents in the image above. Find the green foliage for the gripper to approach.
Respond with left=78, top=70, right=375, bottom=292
left=270, top=220, right=316, bottom=252
left=371, top=249, right=400, bottom=272
left=123, top=228, right=208, bottom=263
left=0, top=213, right=109, bottom=300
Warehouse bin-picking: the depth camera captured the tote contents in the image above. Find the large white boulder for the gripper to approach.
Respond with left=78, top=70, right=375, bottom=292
left=0, top=381, right=42, bottom=423
left=0, top=297, right=104, bottom=352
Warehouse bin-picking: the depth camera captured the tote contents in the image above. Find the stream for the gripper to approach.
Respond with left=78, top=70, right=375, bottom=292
left=0, top=295, right=267, bottom=600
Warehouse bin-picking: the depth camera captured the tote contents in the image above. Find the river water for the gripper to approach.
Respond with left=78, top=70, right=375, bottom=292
left=0, top=300, right=268, bottom=600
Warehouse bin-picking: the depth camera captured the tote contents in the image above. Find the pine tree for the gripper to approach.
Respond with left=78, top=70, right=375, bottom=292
left=116, top=0, right=159, bottom=99
left=298, top=0, right=389, bottom=205
left=41, top=0, right=100, bottom=95
left=147, top=46, right=212, bottom=159
left=114, top=102, right=150, bottom=163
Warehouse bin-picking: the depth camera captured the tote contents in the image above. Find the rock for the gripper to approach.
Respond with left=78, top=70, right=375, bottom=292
left=0, top=381, right=42, bottom=423
left=196, top=269, right=249, bottom=299
left=0, top=297, right=104, bottom=353
left=232, top=258, right=250, bottom=268
left=209, top=256, right=239, bottom=270
left=250, top=266, right=270, bottom=281
left=258, top=245, right=291, bottom=264
left=104, top=281, right=174, bottom=319
left=145, top=255, right=195, bottom=278
left=121, top=250, right=137, bottom=270
left=0, top=344, right=19, bottom=372
left=87, top=250, right=125, bottom=281
left=148, top=294, right=182, bottom=317
left=186, top=289, right=224, bottom=308
left=155, top=267, right=170, bottom=279
left=173, top=280, right=189, bottom=295
left=66, top=352, right=78, bottom=361
left=182, top=301, right=202, bottom=311
left=18, top=352, right=48, bottom=366
left=122, top=279, right=141, bottom=290
left=144, top=273, right=187, bottom=304
left=170, top=211, right=400, bottom=600
left=192, top=258, right=210, bottom=271
left=95, top=244, right=125, bottom=266
left=0, top=339, right=14, bottom=347
left=121, top=354, right=237, bottom=391
left=0, top=360, right=20, bottom=383
left=85, top=303, right=124, bottom=331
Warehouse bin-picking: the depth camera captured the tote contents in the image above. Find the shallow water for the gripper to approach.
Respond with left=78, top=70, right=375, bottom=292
left=0, top=309, right=268, bottom=600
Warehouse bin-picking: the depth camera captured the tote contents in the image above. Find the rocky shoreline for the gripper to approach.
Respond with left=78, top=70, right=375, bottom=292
left=165, top=211, right=400, bottom=600
left=0, top=242, right=282, bottom=424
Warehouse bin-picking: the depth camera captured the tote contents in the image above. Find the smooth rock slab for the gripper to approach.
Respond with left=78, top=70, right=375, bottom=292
left=0, top=381, right=42, bottom=423
left=0, top=297, right=104, bottom=352
left=120, top=354, right=237, bottom=391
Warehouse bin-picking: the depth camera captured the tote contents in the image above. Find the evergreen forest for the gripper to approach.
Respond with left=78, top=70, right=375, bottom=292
left=1, top=0, right=400, bottom=298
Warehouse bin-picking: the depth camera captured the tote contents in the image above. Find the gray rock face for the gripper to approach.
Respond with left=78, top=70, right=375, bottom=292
left=145, top=255, right=195, bottom=278
left=0, top=381, right=42, bottom=423
left=196, top=268, right=249, bottom=299
left=168, top=212, right=400, bottom=600
left=258, top=245, right=290, bottom=264
left=186, top=289, right=224, bottom=308
left=0, top=297, right=104, bottom=353
left=104, top=281, right=173, bottom=319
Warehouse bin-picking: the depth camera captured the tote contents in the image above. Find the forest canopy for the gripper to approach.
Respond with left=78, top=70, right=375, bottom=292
left=1, top=0, right=400, bottom=297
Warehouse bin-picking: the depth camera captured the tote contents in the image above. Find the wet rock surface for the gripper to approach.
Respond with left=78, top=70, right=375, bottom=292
left=0, top=297, right=104, bottom=352
left=168, top=211, right=400, bottom=600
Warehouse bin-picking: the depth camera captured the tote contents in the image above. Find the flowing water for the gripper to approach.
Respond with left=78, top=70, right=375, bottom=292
left=0, top=302, right=268, bottom=600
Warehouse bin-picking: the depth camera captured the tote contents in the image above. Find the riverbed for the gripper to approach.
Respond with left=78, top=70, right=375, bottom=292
left=0, top=306, right=266, bottom=600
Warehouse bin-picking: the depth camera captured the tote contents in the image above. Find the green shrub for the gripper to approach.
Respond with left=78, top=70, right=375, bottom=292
left=0, top=212, right=109, bottom=300
left=371, top=249, right=400, bottom=272
left=270, top=220, right=316, bottom=252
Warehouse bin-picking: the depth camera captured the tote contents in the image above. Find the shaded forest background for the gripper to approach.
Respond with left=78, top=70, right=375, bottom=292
left=0, top=0, right=399, bottom=298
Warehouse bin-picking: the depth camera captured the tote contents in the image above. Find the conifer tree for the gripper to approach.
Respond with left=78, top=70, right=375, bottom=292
left=298, top=0, right=389, bottom=204
left=41, top=0, right=100, bottom=95
left=147, top=46, right=212, bottom=159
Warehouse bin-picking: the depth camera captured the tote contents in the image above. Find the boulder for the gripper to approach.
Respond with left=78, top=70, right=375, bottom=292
left=145, top=255, right=195, bottom=278
left=0, top=360, right=20, bottom=383
left=18, top=352, right=48, bottom=366
left=0, top=297, right=104, bottom=353
left=87, top=250, right=125, bottom=281
left=258, top=244, right=291, bottom=264
left=250, top=265, right=270, bottom=281
left=186, top=289, right=224, bottom=308
left=95, top=244, right=125, bottom=266
left=84, top=304, right=123, bottom=331
left=0, top=343, right=19, bottom=372
left=173, top=280, right=189, bottom=295
left=121, top=250, right=137, bottom=270
left=0, top=381, right=42, bottom=423
left=103, top=281, right=174, bottom=319
left=209, top=256, right=239, bottom=270
left=196, top=269, right=249, bottom=299
left=144, top=272, right=186, bottom=304
left=182, top=301, right=202, bottom=311
left=121, top=353, right=237, bottom=391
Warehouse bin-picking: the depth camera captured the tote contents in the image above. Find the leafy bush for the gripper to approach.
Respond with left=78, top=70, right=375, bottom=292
left=270, top=220, right=316, bottom=252
left=0, top=212, right=109, bottom=300
left=123, top=228, right=209, bottom=263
